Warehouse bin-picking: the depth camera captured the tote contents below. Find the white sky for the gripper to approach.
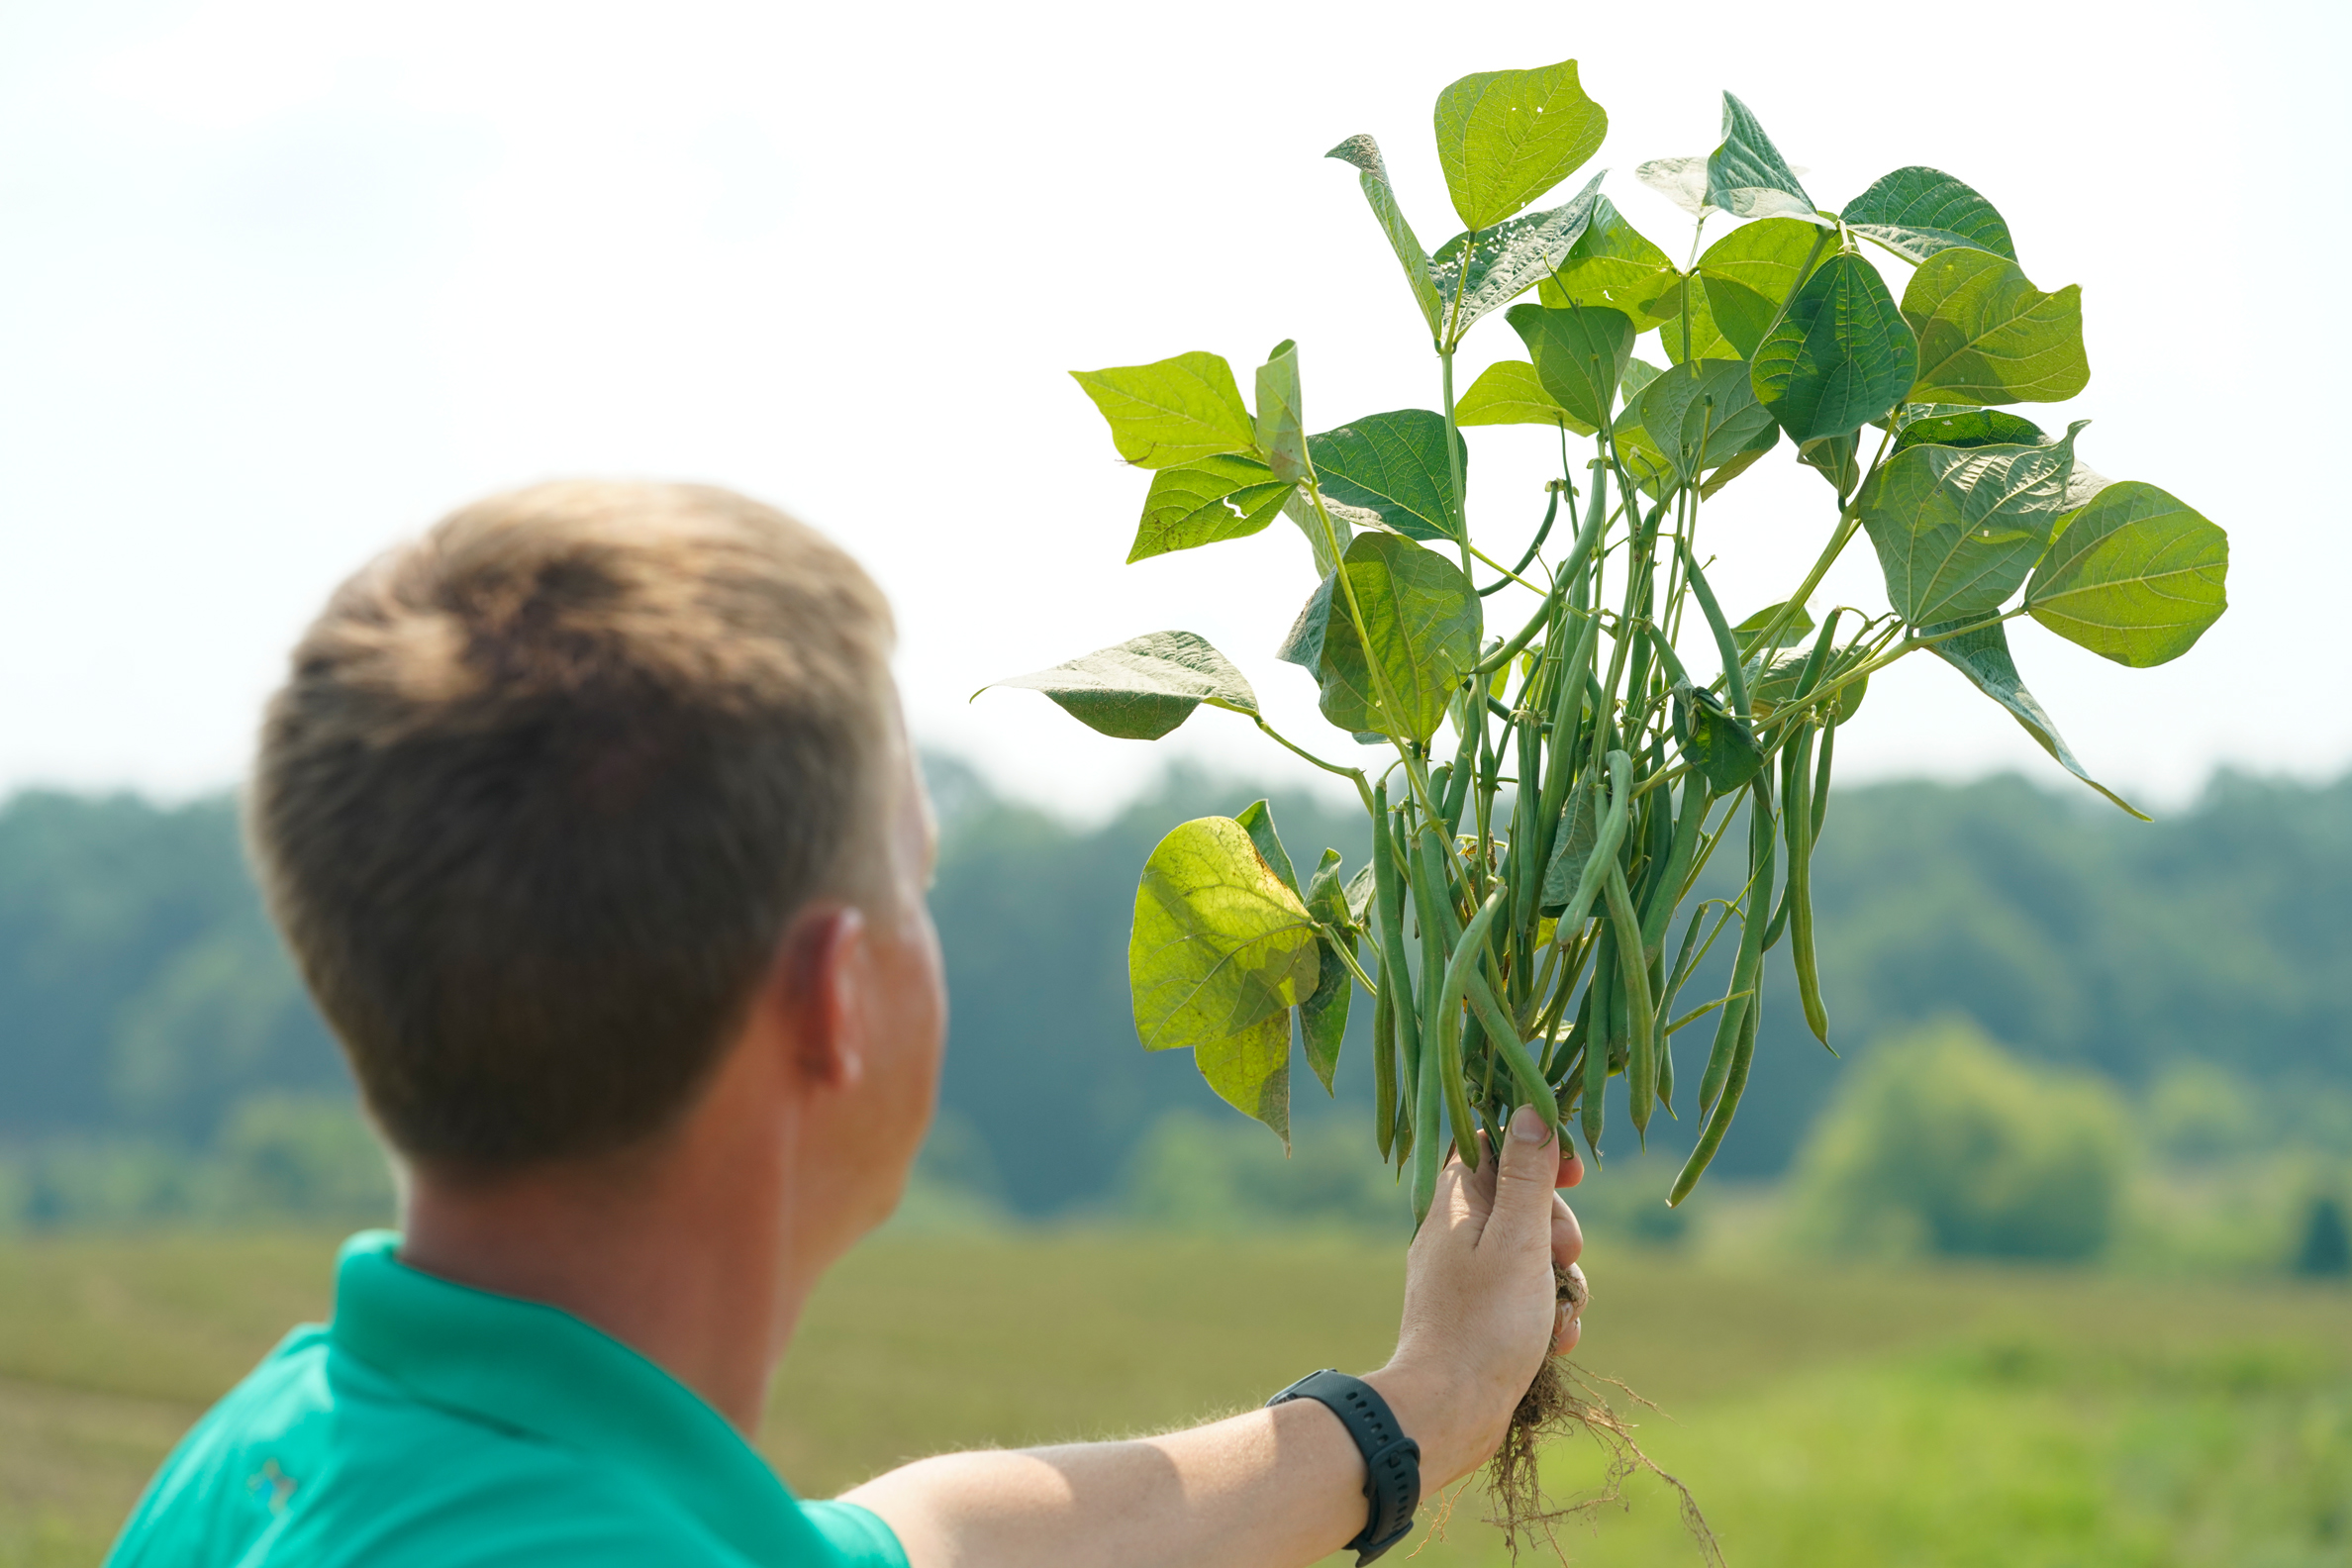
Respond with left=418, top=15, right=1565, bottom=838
left=0, top=0, right=2343, bottom=818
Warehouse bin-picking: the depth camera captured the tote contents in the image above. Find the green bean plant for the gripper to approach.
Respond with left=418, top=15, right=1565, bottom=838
left=983, top=57, right=2228, bottom=1540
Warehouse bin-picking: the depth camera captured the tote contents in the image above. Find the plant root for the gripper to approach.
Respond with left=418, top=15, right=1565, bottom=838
left=1482, top=1266, right=1720, bottom=1565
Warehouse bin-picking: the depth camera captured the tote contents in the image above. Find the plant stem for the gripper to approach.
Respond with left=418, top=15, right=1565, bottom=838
left=1252, top=719, right=1374, bottom=813
left=1467, top=541, right=1544, bottom=594
left=1741, top=426, right=1895, bottom=659
left=1440, top=348, right=1473, bottom=582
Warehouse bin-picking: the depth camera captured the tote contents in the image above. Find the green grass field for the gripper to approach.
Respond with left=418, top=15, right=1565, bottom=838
left=3, top=1228, right=2346, bottom=1567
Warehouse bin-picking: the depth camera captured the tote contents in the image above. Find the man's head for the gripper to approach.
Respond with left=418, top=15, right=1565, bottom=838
left=248, top=480, right=942, bottom=1202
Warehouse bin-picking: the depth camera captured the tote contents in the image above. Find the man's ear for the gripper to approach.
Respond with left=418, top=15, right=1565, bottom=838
left=774, top=904, right=868, bottom=1091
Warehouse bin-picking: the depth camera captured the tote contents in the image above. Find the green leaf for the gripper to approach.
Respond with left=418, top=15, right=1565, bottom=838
left=1307, top=410, right=1466, bottom=542
left=1071, top=352, right=1258, bottom=469
left=1636, top=155, right=1714, bottom=218
left=1841, top=166, right=2015, bottom=264
left=1506, top=301, right=1635, bottom=430
left=1633, top=357, right=1780, bottom=483
left=1892, top=408, right=2047, bottom=454
left=1696, top=218, right=1829, bottom=359
left=1672, top=684, right=1765, bottom=793
left=1281, top=490, right=1357, bottom=578
left=1608, top=404, right=1677, bottom=501
left=1661, top=272, right=1737, bottom=365
left=1454, top=359, right=1592, bottom=434
left=1254, top=340, right=1309, bottom=483
left=1747, top=646, right=1868, bottom=726
left=1326, top=136, right=1445, bottom=341
left=983, top=631, right=1258, bottom=739
left=1705, top=92, right=1820, bottom=223
left=1733, top=601, right=1814, bottom=655
left=1797, top=433, right=1861, bottom=499
left=1886, top=401, right=1989, bottom=432
left=1923, top=621, right=2148, bottom=820
left=1276, top=532, right=1481, bottom=742
left=1752, top=251, right=1917, bottom=443
left=1538, top=781, right=1600, bottom=916
left=1700, top=444, right=1772, bottom=499
left=1300, top=848, right=1354, bottom=1095
left=1609, top=355, right=1672, bottom=495
left=1860, top=424, right=2085, bottom=627
left=1127, top=454, right=1293, bottom=563
left=1129, top=816, right=1323, bottom=1141
left=1619, top=355, right=1665, bottom=407
left=1233, top=799, right=1303, bottom=897
left=2062, top=458, right=2116, bottom=512
left=1433, top=58, right=1608, bottom=232
left=1430, top=174, right=1607, bottom=346
left=1539, top=195, right=1680, bottom=332
left=2025, top=481, right=2229, bottom=667
left=1903, top=249, right=2089, bottom=406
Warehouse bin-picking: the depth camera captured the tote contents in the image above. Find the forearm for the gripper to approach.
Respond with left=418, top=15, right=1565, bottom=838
left=842, top=1365, right=1475, bottom=1568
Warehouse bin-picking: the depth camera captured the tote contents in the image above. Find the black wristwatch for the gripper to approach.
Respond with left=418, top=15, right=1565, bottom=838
left=1265, top=1369, right=1421, bottom=1564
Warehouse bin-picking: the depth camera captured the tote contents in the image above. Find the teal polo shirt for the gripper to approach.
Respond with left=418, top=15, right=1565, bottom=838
left=106, top=1231, right=906, bottom=1568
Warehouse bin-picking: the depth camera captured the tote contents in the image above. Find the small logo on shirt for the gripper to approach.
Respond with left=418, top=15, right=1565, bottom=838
left=246, top=1459, right=299, bottom=1515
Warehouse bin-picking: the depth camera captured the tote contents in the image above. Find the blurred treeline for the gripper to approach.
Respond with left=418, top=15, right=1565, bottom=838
left=2, top=760, right=2348, bottom=1270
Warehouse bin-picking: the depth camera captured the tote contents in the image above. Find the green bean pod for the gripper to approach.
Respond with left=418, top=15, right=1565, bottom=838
left=1371, top=962, right=1398, bottom=1162
left=1463, top=965, right=1561, bottom=1130
left=1558, top=748, right=1634, bottom=938
left=1605, top=856, right=1659, bottom=1136
left=1407, top=822, right=1464, bottom=1218
left=1412, top=997, right=1443, bottom=1223
left=1474, top=463, right=1605, bottom=679
left=1668, top=969, right=1759, bottom=1206
left=1657, top=899, right=1721, bottom=1045
left=1533, top=607, right=1603, bottom=860
left=1677, top=536, right=1752, bottom=717
left=1812, top=723, right=1835, bottom=840
left=1370, top=783, right=1421, bottom=1104
left=1582, top=924, right=1615, bottom=1157
left=1438, top=715, right=1478, bottom=832
left=1638, top=780, right=1712, bottom=953
left=1437, top=1011, right=1480, bottom=1174
left=1431, top=886, right=1512, bottom=1172
left=1547, top=976, right=1596, bottom=1089
left=1698, top=777, right=1778, bottom=1115
left=1656, top=1020, right=1676, bottom=1112
left=1784, top=725, right=1828, bottom=1045
left=1392, top=1065, right=1415, bottom=1165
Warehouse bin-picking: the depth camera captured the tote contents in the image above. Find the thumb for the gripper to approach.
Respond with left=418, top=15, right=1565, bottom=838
left=1485, top=1105, right=1563, bottom=1250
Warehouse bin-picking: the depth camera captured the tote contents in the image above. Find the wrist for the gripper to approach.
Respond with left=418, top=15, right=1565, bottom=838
left=1362, top=1359, right=1493, bottom=1489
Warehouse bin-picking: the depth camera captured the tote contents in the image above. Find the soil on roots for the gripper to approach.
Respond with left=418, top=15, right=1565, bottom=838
left=1479, top=1265, right=1720, bottom=1564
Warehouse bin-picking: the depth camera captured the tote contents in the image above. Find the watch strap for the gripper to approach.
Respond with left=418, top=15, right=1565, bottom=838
left=1265, top=1369, right=1421, bottom=1564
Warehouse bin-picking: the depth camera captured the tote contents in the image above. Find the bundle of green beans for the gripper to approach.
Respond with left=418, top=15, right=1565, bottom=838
left=985, top=61, right=2229, bottom=1222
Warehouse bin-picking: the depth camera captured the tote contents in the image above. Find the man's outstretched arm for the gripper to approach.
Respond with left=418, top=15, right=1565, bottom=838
left=842, top=1107, right=1586, bottom=1568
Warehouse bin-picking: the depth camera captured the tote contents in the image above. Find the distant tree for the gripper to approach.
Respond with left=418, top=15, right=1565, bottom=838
left=1791, top=1019, right=2128, bottom=1261
left=1118, top=1111, right=1405, bottom=1236
left=2293, top=1194, right=2351, bottom=1279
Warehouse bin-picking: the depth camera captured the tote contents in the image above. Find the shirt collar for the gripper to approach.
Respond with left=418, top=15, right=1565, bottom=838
left=329, top=1230, right=814, bottom=1563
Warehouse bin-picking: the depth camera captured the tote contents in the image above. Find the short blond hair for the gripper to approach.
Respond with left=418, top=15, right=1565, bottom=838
left=247, top=480, right=896, bottom=1173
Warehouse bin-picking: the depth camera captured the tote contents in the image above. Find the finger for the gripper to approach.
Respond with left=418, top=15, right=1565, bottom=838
left=1424, top=1144, right=1477, bottom=1233
left=1483, top=1105, right=1565, bottom=1254
left=1552, top=1265, right=1588, bottom=1354
left=1551, top=1192, right=1584, bottom=1268
left=1467, top=1131, right=1500, bottom=1212
left=1553, top=1300, right=1583, bottom=1356
left=1556, top=1146, right=1585, bottom=1189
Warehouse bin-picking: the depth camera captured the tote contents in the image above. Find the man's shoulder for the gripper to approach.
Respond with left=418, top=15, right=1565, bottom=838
left=109, top=1334, right=766, bottom=1568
